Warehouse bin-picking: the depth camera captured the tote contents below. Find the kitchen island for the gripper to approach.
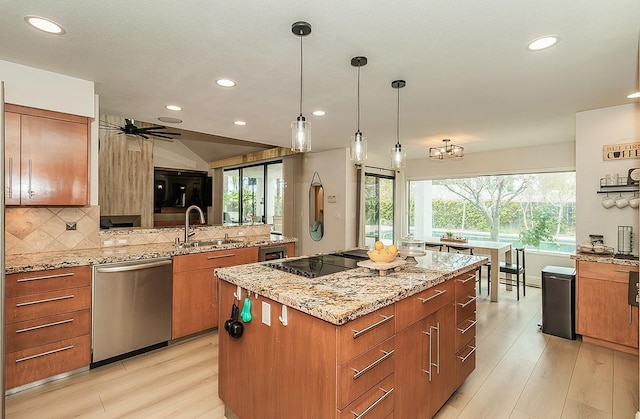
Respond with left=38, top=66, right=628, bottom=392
left=215, top=250, right=486, bottom=418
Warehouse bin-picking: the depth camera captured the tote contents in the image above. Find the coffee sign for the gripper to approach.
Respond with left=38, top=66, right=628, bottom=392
left=603, top=142, right=640, bottom=160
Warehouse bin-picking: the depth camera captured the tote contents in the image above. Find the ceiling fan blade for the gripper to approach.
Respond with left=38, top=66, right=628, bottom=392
left=146, top=131, right=181, bottom=136
left=149, top=133, right=176, bottom=139
left=136, top=126, right=169, bottom=132
left=138, top=133, right=149, bottom=139
left=99, top=120, right=123, bottom=129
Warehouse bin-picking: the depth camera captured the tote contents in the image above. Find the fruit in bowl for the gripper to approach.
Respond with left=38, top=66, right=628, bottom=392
left=368, top=241, right=399, bottom=263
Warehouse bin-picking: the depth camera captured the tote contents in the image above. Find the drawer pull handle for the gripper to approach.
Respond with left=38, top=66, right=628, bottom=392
left=352, top=315, right=394, bottom=339
left=16, top=294, right=74, bottom=307
left=352, top=349, right=395, bottom=380
left=207, top=254, right=235, bottom=260
left=16, top=345, right=74, bottom=363
left=614, top=269, right=634, bottom=273
left=457, top=319, right=477, bottom=334
left=17, top=272, right=75, bottom=283
left=351, top=386, right=394, bottom=419
left=457, top=345, right=477, bottom=363
left=457, top=273, right=476, bottom=284
left=457, top=295, right=477, bottom=308
left=418, top=289, right=447, bottom=303
left=16, top=318, right=74, bottom=333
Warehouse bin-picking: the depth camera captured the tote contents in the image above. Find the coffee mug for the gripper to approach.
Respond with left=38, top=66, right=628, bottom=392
left=602, top=196, right=615, bottom=209
left=615, top=196, right=629, bottom=208
left=629, top=196, right=640, bottom=209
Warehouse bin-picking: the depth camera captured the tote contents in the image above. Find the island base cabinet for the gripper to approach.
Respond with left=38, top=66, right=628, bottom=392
left=218, top=280, right=337, bottom=419
left=338, top=373, right=395, bottom=419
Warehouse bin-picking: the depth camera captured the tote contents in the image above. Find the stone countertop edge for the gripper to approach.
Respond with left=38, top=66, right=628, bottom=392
left=5, top=235, right=297, bottom=275
left=215, top=253, right=487, bottom=326
left=570, top=253, right=640, bottom=266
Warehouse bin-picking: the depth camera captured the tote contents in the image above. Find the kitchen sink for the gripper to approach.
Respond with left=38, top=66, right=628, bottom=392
left=184, top=238, right=239, bottom=247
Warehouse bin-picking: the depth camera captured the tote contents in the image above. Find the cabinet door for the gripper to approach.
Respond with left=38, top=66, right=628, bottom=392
left=428, top=303, right=456, bottom=417
left=5, top=111, right=21, bottom=205
left=395, top=319, right=430, bottom=418
left=577, top=277, right=638, bottom=348
left=172, top=269, right=216, bottom=339
left=20, top=114, right=88, bottom=205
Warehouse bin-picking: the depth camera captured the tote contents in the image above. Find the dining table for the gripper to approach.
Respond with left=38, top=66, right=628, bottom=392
left=423, top=237, right=513, bottom=302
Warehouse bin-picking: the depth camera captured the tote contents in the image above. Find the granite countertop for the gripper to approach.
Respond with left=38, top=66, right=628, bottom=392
left=570, top=252, right=640, bottom=266
left=5, top=234, right=296, bottom=274
left=215, top=251, right=487, bottom=325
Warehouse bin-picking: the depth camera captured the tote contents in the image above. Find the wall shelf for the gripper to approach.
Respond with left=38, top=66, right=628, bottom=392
left=597, top=177, right=639, bottom=194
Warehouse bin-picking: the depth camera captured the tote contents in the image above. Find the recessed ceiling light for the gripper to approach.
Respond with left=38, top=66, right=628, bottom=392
left=216, top=79, right=237, bottom=88
left=526, top=35, right=560, bottom=51
left=24, top=16, right=65, bottom=35
left=233, top=120, right=247, bottom=126
left=165, top=105, right=182, bottom=111
left=157, top=117, right=183, bottom=124
left=312, top=110, right=326, bottom=116
left=628, top=91, right=640, bottom=99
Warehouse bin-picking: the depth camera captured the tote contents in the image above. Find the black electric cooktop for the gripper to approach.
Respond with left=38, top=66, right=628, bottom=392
left=267, top=250, right=368, bottom=278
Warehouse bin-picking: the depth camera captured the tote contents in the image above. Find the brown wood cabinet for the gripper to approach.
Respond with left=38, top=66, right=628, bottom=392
left=454, top=272, right=477, bottom=387
left=395, top=276, right=460, bottom=418
left=219, top=269, right=476, bottom=418
left=172, top=247, right=258, bottom=339
left=4, top=266, right=92, bottom=389
left=576, top=261, right=639, bottom=355
left=4, top=104, right=89, bottom=206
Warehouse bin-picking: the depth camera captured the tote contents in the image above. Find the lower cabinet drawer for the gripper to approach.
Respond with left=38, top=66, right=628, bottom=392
left=338, top=305, right=395, bottom=364
left=396, top=280, right=455, bottom=332
left=455, top=294, right=476, bottom=323
left=338, top=337, right=395, bottom=409
left=5, top=309, right=91, bottom=353
left=455, top=338, right=476, bottom=386
left=5, top=334, right=91, bottom=389
left=6, top=286, right=91, bottom=323
left=455, top=315, right=477, bottom=353
left=339, top=373, right=394, bottom=419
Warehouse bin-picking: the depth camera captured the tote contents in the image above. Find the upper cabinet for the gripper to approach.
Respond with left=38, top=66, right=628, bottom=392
left=5, top=104, right=89, bottom=206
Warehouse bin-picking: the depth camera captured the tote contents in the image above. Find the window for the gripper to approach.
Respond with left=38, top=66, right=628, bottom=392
left=222, top=161, right=284, bottom=230
left=365, top=173, right=395, bottom=247
left=408, top=172, right=576, bottom=253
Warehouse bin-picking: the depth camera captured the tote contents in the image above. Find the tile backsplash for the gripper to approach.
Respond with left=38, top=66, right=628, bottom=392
left=5, top=206, right=101, bottom=255
left=5, top=206, right=273, bottom=255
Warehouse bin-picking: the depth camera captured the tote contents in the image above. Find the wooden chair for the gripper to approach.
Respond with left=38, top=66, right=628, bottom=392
left=486, top=247, right=526, bottom=300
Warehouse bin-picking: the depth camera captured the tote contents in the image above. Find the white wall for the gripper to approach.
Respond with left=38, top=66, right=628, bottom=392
left=153, top=140, right=209, bottom=172
left=299, top=148, right=358, bottom=255
left=576, top=103, right=640, bottom=253
left=404, top=141, right=576, bottom=180
left=0, top=60, right=94, bottom=117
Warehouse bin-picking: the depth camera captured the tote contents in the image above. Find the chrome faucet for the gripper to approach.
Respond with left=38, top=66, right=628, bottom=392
left=184, top=205, right=205, bottom=245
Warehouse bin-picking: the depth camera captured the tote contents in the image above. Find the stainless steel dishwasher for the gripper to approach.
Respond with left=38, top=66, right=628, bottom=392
left=91, top=258, right=173, bottom=366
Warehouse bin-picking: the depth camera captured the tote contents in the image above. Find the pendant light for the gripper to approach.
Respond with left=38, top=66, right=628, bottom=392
left=350, top=56, right=368, bottom=164
left=291, top=21, right=312, bottom=152
left=390, top=80, right=407, bottom=170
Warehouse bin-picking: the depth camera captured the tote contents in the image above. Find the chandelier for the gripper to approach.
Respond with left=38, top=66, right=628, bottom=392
left=429, top=139, right=464, bottom=160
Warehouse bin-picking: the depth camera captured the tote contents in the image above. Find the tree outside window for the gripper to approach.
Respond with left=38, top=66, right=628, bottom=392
left=408, top=172, right=576, bottom=253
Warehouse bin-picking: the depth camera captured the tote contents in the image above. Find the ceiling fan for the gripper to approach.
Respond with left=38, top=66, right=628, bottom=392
left=100, top=118, right=181, bottom=141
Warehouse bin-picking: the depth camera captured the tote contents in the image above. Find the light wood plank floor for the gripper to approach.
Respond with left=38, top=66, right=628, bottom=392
left=5, top=286, right=639, bottom=418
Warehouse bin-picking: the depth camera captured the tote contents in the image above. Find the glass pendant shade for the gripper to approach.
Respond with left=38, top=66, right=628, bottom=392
left=391, top=143, right=406, bottom=169
left=291, top=115, right=311, bottom=152
left=350, top=130, right=367, bottom=163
